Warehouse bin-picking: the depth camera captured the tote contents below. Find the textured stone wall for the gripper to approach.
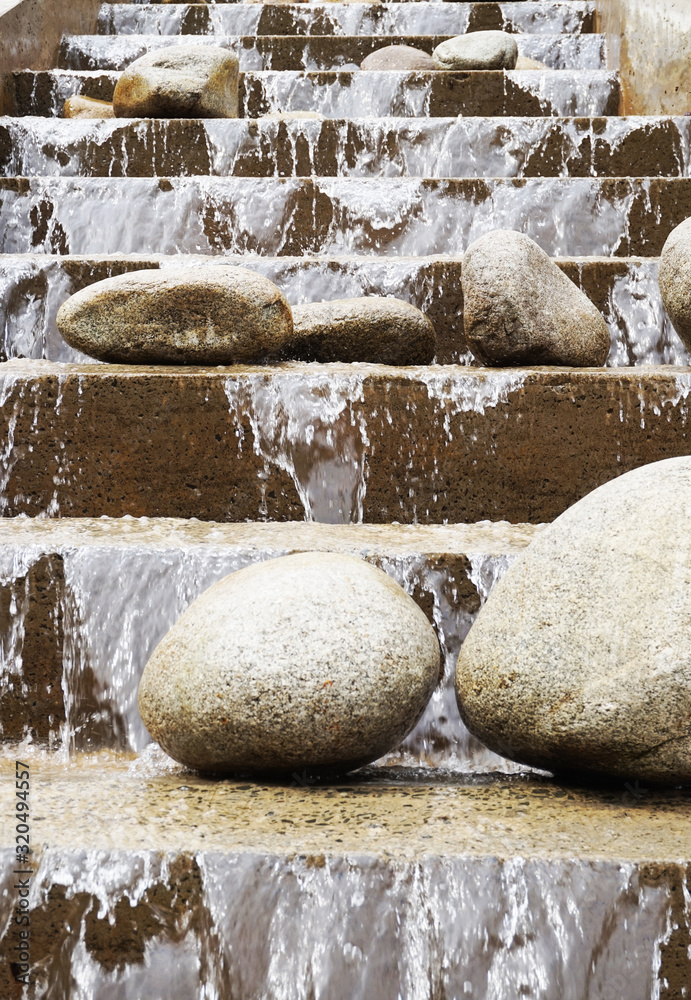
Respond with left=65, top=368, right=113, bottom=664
left=597, top=0, right=691, bottom=114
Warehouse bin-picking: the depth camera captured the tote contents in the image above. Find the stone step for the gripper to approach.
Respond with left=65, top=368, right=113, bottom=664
left=1, top=115, right=685, bottom=181
left=0, top=755, right=687, bottom=998
left=0, top=253, right=684, bottom=367
left=59, top=32, right=606, bottom=73
left=97, top=1, right=598, bottom=37
left=0, top=516, right=536, bottom=758
left=2, top=360, right=691, bottom=526
left=9, top=68, right=620, bottom=118
left=0, top=175, right=685, bottom=257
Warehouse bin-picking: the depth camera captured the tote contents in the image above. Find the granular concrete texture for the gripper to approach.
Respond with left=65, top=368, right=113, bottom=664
left=3, top=361, right=691, bottom=523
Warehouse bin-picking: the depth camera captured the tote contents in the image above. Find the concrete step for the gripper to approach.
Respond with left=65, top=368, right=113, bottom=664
left=1, top=115, right=685, bottom=181
left=59, top=32, right=606, bottom=72
left=97, top=1, right=598, bottom=37
left=0, top=175, right=685, bottom=257
left=9, top=68, right=620, bottom=118
left=0, top=754, right=687, bottom=998
left=0, top=253, right=684, bottom=367
left=0, top=516, right=537, bottom=757
left=2, top=360, right=691, bottom=525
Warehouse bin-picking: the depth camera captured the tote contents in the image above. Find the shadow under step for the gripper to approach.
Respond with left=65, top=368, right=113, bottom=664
left=8, top=68, right=620, bottom=118
left=2, top=360, right=691, bottom=524
left=97, top=1, right=598, bottom=37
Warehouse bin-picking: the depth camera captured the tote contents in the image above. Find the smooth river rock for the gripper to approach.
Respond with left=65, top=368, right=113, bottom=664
left=361, top=45, right=435, bottom=71
left=113, top=45, right=239, bottom=118
left=62, top=95, right=115, bottom=120
left=658, top=217, right=691, bottom=353
left=462, top=230, right=610, bottom=366
left=287, top=297, right=436, bottom=364
left=432, top=31, right=518, bottom=71
left=456, top=457, right=691, bottom=785
left=56, top=266, right=293, bottom=364
left=138, top=553, right=441, bottom=775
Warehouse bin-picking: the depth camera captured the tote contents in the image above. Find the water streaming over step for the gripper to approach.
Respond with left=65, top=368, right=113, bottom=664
left=0, top=515, right=529, bottom=770
left=59, top=32, right=606, bottom=73
left=5, top=115, right=685, bottom=181
left=100, top=1, right=596, bottom=37
left=12, top=67, right=619, bottom=118
left=0, top=176, right=660, bottom=256
left=0, top=845, right=679, bottom=999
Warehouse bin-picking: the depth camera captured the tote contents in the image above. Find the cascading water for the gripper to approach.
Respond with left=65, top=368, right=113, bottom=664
left=0, top=516, right=537, bottom=770
left=59, top=32, right=606, bottom=73
left=99, top=1, right=596, bottom=38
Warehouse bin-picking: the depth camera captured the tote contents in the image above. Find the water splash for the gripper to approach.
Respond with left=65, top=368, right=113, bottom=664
left=224, top=371, right=369, bottom=523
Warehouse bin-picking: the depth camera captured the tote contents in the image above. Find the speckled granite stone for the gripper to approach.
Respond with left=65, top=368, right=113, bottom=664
left=113, top=45, right=239, bottom=119
left=432, top=31, right=518, bottom=71
left=361, top=45, right=435, bottom=71
left=288, top=297, right=436, bottom=364
left=462, top=230, right=610, bottom=366
left=139, top=552, right=441, bottom=775
left=456, top=457, right=691, bottom=785
left=659, top=217, right=691, bottom=353
left=56, top=266, right=293, bottom=364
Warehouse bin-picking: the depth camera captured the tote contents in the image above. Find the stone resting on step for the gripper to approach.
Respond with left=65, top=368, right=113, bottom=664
left=113, top=45, right=240, bottom=119
left=462, top=230, right=611, bottom=367
left=456, top=457, right=691, bottom=786
left=360, top=45, right=435, bottom=72
left=138, top=553, right=441, bottom=777
left=432, top=31, right=519, bottom=72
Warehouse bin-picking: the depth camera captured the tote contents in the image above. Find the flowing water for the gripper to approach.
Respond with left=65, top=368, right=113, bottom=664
left=100, top=2, right=597, bottom=37
left=0, top=846, right=674, bottom=999
left=1, top=0, right=688, bottom=992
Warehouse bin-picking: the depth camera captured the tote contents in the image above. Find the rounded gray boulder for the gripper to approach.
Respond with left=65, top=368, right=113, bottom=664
left=113, top=45, right=239, bottom=118
left=138, top=552, right=441, bottom=776
left=56, top=266, right=293, bottom=364
left=433, top=31, right=518, bottom=71
left=361, top=45, right=435, bottom=71
left=462, top=230, right=610, bottom=366
left=287, top=297, right=436, bottom=364
left=659, top=217, right=691, bottom=352
left=456, top=457, right=691, bottom=785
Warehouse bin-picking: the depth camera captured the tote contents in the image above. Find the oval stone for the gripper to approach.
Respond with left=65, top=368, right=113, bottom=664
left=287, top=297, right=436, bottom=364
left=361, top=45, right=435, bottom=71
left=113, top=45, right=239, bottom=119
left=56, top=266, right=294, bottom=364
left=659, top=217, right=691, bottom=353
left=138, top=552, right=441, bottom=776
left=462, top=230, right=610, bottom=366
left=433, top=31, right=518, bottom=71
left=456, top=457, right=691, bottom=784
